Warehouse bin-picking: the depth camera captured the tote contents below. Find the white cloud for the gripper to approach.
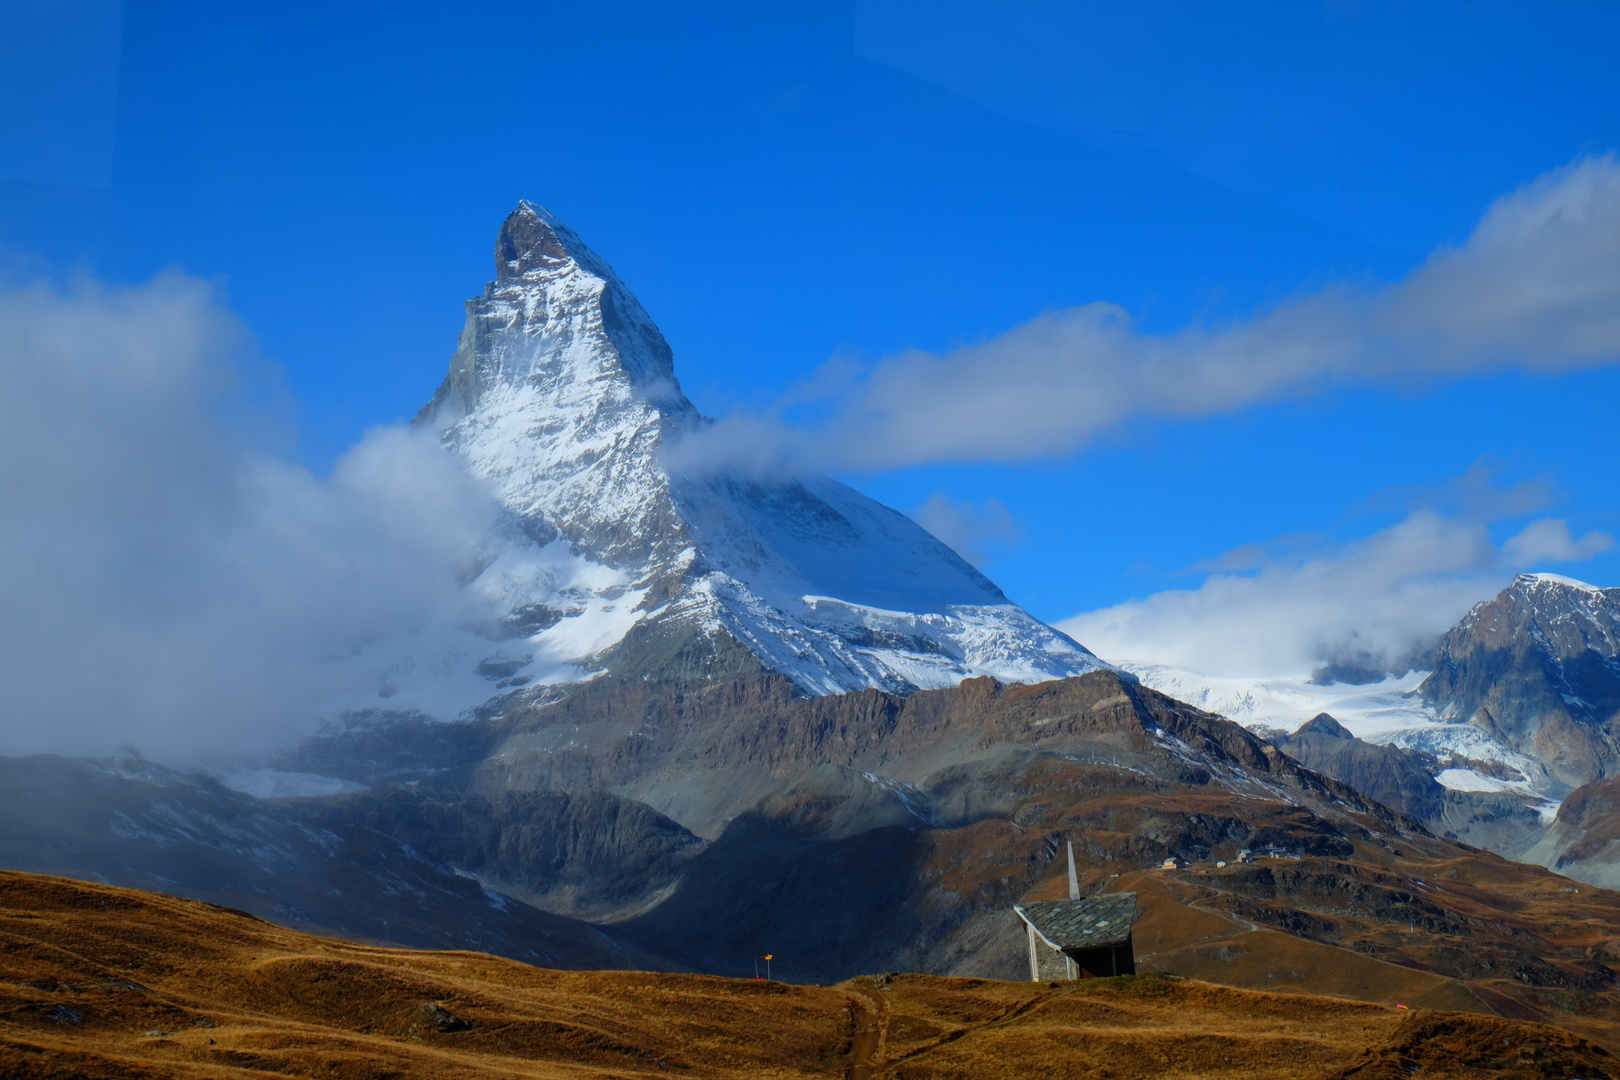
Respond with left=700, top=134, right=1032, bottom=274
left=673, top=154, right=1620, bottom=472
left=1059, top=510, right=1499, bottom=678
left=909, top=493, right=1021, bottom=568
left=0, top=275, right=501, bottom=762
left=1060, top=488, right=1620, bottom=680
left=1503, top=518, right=1617, bottom=565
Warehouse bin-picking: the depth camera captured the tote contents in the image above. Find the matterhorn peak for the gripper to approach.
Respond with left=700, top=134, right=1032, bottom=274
left=383, top=206, right=1112, bottom=714
left=493, top=201, right=626, bottom=290
left=417, top=203, right=689, bottom=431
left=495, top=200, right=575, bottom=279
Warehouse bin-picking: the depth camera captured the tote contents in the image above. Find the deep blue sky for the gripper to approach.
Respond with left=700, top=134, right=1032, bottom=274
left=3, top=0, right=1617, bottom=626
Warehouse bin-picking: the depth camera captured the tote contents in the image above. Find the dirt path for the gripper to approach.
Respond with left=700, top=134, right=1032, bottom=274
left=844, top=990, right=888, bottom=1080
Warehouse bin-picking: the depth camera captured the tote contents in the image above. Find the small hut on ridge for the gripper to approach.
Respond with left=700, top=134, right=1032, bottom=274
left=1013, top=893, right=1137, bottom=980
left=1011, top=841, right=1137, bottom=980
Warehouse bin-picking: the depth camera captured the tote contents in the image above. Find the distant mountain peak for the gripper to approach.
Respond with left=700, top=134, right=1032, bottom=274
left=1419, top=570, right=1620, bottom=789
left=1294, top=713, right=1353, bottom=739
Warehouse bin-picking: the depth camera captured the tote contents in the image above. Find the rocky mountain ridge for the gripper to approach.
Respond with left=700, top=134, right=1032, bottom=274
left=1127, top=574, right=1619, bottom=857
left=3, top=671, right=1415, bottom=980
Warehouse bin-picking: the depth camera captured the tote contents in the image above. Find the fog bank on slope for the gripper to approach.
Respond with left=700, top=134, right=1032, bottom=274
left=0, top=275, right=500, bottom=762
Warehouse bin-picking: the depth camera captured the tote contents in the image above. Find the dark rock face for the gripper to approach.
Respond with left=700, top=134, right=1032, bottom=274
left=1418, top=574, right=1620, bottom=788
left=355, top=670, right=1431, bottom=982
left=452, top=671, right=1404, bottom=843
left=0, top=755, right=672, bottom=968
left=310, top=786, right=706, bottom=920
left=495, top=205, right=572, bottom=278
left=1310, top=644, right=1434, bottom=686
left=1558, top=775, right=1620, bottom=833
left=1268, top=713, right=1548, bottom=851
left=1271, top=713, right=1449, bottom=824
left=270, top=709, right=500, bottom=787
left=1430, top=788, right=1550, bottom=855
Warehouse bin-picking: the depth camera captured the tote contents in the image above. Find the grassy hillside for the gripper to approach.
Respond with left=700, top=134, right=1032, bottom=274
left=1, top=870, right=1613, bottom=1079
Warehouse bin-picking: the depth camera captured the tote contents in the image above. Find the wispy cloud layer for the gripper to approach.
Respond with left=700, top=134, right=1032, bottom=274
left=0, top=276, right=499, bottom=761
left=672, top=154, right=1620, bottom=473
left=909, top=493, right=1022, bottom=568
left=1503, top=518, right=1617, bottom=565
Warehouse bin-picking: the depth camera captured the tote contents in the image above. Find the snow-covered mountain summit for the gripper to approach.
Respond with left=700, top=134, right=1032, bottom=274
left=409, top=202, right=1106, bottom=703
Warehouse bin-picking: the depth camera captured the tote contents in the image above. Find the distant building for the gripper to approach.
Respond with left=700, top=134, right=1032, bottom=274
left=1012, top=893, right=1137, bottom=981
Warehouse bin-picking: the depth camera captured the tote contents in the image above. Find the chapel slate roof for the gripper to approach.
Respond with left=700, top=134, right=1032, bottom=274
left=1015, top=893, right=1136, bottom=950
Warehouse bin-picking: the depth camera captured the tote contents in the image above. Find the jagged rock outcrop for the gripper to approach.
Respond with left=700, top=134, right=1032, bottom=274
left=304, top=786, right=706, bottom=920
left=1419, top=573, right=1620, bottom=788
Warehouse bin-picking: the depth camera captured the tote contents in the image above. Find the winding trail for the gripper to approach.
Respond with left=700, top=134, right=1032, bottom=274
left=843, top=989, right=887, bottom=1080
